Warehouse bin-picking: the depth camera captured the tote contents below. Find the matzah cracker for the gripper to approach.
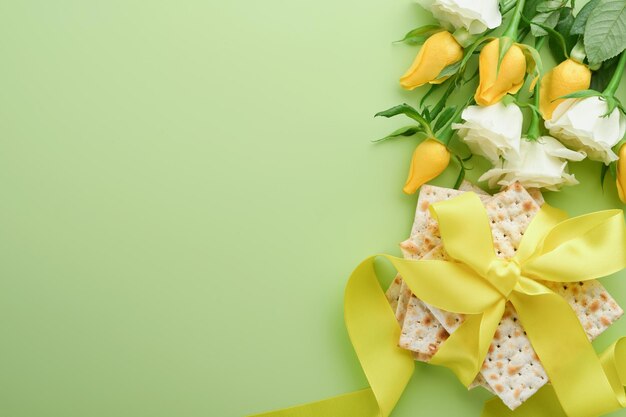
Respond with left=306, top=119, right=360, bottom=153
left=394, top=280, right=413, bottom=326
left=543, top=280, right=623, bottom=340
left=395, top=186, right=467, bottom=335
left=527, top=188, right=544, bottom=206
left=392, top=184, right=498, bottom=389
left=391, top=185, right=472, bottom=359
left=417, top=183, right=623, bottom=409
left=385, top=275, right=403, bottom=312
left=402, top=185, right=491, bottom=259
left=413, top=352, right=432, bottom=361
left=399, top=296, right=449, bottom=356
left=470, top=374, right=496, bottom=394
left=459, top=180, right=489, bottom=195
left=403, top=186, right=467, bottom=257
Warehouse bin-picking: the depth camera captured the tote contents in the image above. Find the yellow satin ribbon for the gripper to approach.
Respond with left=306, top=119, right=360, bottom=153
left=250, top=193, right=626, bottom=417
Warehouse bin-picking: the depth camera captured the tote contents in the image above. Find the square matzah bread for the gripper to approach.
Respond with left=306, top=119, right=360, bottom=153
left=394, top=182, right=491, bottom=331
left=414, top=183, right=623, bottom=409
left=391, top=183, right=497, bottom=393
left=387, top=183, right=478, bottom=359
left=398, top=295, right=449, bottom=356
left=390, top=182, right=497, bottom=381
left=389, top=184, right=475, bottom=359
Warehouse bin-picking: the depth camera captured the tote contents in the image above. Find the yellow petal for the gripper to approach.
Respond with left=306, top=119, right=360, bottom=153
left=539, top=59, right=591, bottom=119
left=474, top=39, right=527, bottom=106
left=403, top=138, right=450, bottom=194
left=400, top=31, right=463, bottom=90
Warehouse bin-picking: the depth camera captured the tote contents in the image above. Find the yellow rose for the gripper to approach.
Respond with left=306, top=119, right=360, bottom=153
left=617, top=143, right=626, bottom=203
left=475, top=38, right=526, bottom=106
left=403, top=138, right=451, bottom=194
left=400, top=31, right=463, bottom=90
left=539, top=59, right=591, bottom=120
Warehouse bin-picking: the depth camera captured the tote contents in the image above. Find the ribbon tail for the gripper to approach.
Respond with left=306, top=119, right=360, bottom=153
left=344, top=256, right=415, bottom=417
left=248, top=388, right=379, bottom=417
left=430, top=301, right=505, bottom=386
left=510, top=286, right=622, bottom=417
left=480, top=385, right=567, bottom=417
left=599, top=337, right=626, bottom=408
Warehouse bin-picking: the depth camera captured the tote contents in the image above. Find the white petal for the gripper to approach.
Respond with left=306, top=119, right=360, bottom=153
left=591, top=108, right=623, bottom=147
left=539, top=136, right=586, bottom=161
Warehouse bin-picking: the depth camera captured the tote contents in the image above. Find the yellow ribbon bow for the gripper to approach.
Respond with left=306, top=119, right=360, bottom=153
left=250, top=193, right=626, bottom=417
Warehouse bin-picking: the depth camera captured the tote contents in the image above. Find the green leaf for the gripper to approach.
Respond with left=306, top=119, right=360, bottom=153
left=419, top=83, right=441, bottom=108
left=610, top=160, right=618, bottom=178
left=514, top=100, right=541, bottom=114
left=501, top=94, right=517, bottom=106
left=600, top=162, right=609, bottom=189
left=501, top=0, right=518, bottom=13
left=558, top=89, right=602, bottom=99
left=433, top=106, right=457, bottom=133
left=373, top=125, right=423, bottom=143
left=584, top=0, right=626, bottom=65
left=571, top=0, right=600, bottom=35
left=603, top=96, right=621, bottom=115
left=433, top=35, right=491, bottom=88
left=590, top=55, right=619, bottom=91
left=518, top=43, right=544, bottom=77
left=394, top=25, right=442, bottom=45
left=530, top=10, right=560, bottom=36
left=429, top=81, right=456, bottom=119
left=550, top=7, right=577, bottom=62
left=453, top=156, right=466, bottom=189
left=375, top=104, right=433, bottom=134
left=521, top=0, right=545, bottom=28
left=457, top=36, right=494, bottom=70
left=536, top=0, right=567, bottom=12
left=497, top=36, right=514, bottom=74
left=526, top=12, right=569, bottom=59
left=435, top=61, right=462, bottom=81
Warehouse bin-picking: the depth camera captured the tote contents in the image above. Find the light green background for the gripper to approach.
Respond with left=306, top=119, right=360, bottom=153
left=0, top=1, right=624, bottom=416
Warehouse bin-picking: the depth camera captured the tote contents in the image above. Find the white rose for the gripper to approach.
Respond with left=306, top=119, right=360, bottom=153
left=479, top=136, right=585, bottom=191
left=417, top=0, right=502, bottom=35
left=453, top=102, right=523, bottom=164
left=545, top=96, right=626, bottom=164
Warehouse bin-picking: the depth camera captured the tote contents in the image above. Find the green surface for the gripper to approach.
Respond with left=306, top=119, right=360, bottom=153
left=0, top=1, right=624, bottom=416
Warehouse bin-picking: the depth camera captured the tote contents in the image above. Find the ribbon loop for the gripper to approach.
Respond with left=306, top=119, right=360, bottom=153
left=429, top=193, right=496, bottom=276
left=522, top=210, right=626, bottom=282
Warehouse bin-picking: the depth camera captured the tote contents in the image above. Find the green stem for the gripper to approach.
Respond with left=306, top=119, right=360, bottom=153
left=502, top=0, right=526, bottom=40
left=570, top=39, right=586, bottom=64
left=603, top=51, right=626, bottom=97
left=501, top=0, right=518, bottom=15
left=526, top=36, right=545, bottom=140
left=526, top=109, right=541, bottom=140
left=431, top=80, right=457, bottom=119
left=438, top=97, right=475, bottom=145
left=535, top=36, right=546, bottom=52
left=527, top=83, right=541, bottom=140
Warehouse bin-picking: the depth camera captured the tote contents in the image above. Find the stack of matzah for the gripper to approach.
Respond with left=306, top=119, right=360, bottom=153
left=386, top=181, right=624, bottom=410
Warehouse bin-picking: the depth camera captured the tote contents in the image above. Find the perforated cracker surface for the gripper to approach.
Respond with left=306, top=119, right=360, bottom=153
left=399, top=296, right=449, bottom=356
